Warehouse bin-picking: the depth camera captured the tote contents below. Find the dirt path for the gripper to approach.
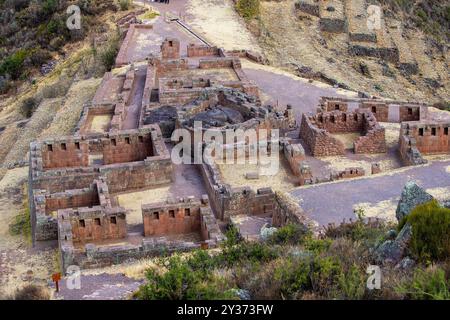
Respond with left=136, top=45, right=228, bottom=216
left=0, top=167, right=57, bottom=298
left=290, top=160, right=450, bottom=226
left=242, top=60, right=358, bottom=122
left=55, top=274, right=142, bottom=300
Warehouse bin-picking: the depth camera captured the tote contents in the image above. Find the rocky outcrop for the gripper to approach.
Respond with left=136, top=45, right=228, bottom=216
left=375, top=223, right=412, bottom=265
left=395, top=181, right=434, bottom=221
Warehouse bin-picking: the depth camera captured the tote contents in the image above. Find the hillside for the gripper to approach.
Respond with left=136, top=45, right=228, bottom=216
left=0, top=0, right=123, bottom=95
left=237, top=0, right=449, bottom=104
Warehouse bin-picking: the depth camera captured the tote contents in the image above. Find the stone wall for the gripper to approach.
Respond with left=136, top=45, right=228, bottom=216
left=161, top=38, right=180, bottom=59
left=399, top=122, right=450, bottom=165
left=41, top=138, right=90, bottom=169
left=300, top=113, right=345, bottom=156
left=295, top=0, right=320, bottom=17
left=319, top=0, right=346, bottom=33
left=102, top=131, right=154, bottom=164
left=142, top=197, right=202, bottom=237
left=115, top=24, right=153, bottom=66
left=361, top=101, right=389, bottom=122
left=58, top=196, right=224, bottom=273
left=300, top=110, right=386, bottom=156
left=283, top=140, right=306, bottom=177
left=187, top=44, right=219, bottom=57
left=322, top=99, right=348, bottom=112
left=44, top=187, right=100, bottom=214
left=38, top=128, right=159, bottom=170
left=319, top=96, right=428, bottom=123
left=30, top=125, right=174, bottom=241
left=399, top=105, right=420, bottom=122
left=272, top=192, right=319, bottom=234
left=60, top=206, right=127, bottom=243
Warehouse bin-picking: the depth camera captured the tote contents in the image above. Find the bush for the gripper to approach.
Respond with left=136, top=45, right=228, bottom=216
left=0, top=49, right=30, bottom=80
left=401, top=200, right=450, bottom=262
left=274, top=257, right=311, bottom=298
left=9, top=207, right=32, bottom=242
left=221, top=241, right=278, bottom=267
left=335, top=264, right=366, bottom=299
left=268, top=224, right=310, bottom=245
left=118, top=0, right=131, bottom=11
left=41, top=0, right=58, bottom=18
left=236, top=0, right=260, bottom=19
left=397, top=267, right=450, bottom=300
left=136, top=255, right=234, bottom=300
left=99, top=30, right=121, bottom=71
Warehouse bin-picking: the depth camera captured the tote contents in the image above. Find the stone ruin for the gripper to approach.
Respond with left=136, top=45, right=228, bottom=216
left=300, top=109, right=387, bottom=156
left=26, top=19, right=447, bottom=273
left=399, top=121, right=450, bottom=165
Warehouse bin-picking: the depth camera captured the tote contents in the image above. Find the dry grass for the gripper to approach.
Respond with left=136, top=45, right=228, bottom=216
left=2, top=98, right=63, bottom=166
left=426, top=187, right=450, bottom=202
left=116, top=187, right=171, bottom=225
left=186, top=0, right=262, bottom=52
left=380, top=122, right=401, bottom=148
left=353, top=199, right=399, bottom=223
left=89, top=115, right=112, bottom=133
left=217, top=156, right=297, bottom=192
left=39, top=78, right=102, bottom=138
left=322, top=156, right=372, bottom=175
left=331, top=133, right=360, bottom=149
left=255, top=0, right=448, bottom=102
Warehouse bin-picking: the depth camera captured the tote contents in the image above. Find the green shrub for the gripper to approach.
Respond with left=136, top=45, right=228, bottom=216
left=336, top=264, right=366, bottom=299
left=401, top=200, right=450, bottom=262
left=185, top=249, right=218, bottom=272
left=118, top=0, right=131, bottom=11
left=221, top=241, right=278, bottom=267
left=0, top=49, right=30, bottom=79
left=136, top=255, right=234, bottom=300
left=223, top=224, right=242, bottom=248
left=274, top=257, right=311, bottom=298
left=41, top=0, right=58, bottom=17
left=268, top=224, right=310, bottom=245
left=397, top=267, right=450, bottom=300
left=99, top=30, right=121, bottom=71
left=236, top=0, right=260, bottom=20
left=9, top=207, right=32, bottom=242
left=309, top=256, right=342, bottom=295
left=304, top=237, right=332, bottom=254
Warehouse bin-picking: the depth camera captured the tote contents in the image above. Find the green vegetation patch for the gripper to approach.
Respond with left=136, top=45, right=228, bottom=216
left=400, top=200, right=450, bottom=262
left=236, top=0, right=260, bottom=20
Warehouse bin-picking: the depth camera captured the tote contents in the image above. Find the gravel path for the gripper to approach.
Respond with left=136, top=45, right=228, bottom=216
left=55, top=273, right=143, bottom=300
left=290, top=160, right=450, bottom=227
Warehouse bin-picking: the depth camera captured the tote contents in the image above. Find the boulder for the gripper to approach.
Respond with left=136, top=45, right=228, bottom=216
left=395, top=181, right=433, bottom=222
left=375, top=223, right=412, bottom=265
left=230, top=288, right=251, bottom=300
left=395, top=256, right=416, bottom=270
left=260, top=224, right=277, bottom=241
